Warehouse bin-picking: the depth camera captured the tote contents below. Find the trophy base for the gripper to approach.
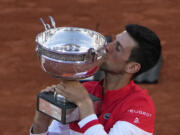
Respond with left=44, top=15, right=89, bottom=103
left=37, top=91, right=77, bottom=124
left=37, top=91, right=100, bottom=124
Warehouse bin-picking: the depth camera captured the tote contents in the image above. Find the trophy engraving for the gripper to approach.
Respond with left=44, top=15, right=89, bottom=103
left=35, top=16, right=107, bottom=124
left=39, top=98, right=62, bottom=121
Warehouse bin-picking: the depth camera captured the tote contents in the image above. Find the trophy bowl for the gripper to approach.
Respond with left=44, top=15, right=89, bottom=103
left=35, top=17, right=107, bottom=124
left=35, top=27, right=107, bottom=80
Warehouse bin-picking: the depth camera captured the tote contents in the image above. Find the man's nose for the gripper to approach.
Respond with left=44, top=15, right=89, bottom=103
left=105, top=42, right=113, bottom=53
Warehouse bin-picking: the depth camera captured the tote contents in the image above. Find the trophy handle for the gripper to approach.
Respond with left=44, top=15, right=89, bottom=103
left=40, top=16, right=56, bottom=30
left=49, top=16, right=56, bottom=28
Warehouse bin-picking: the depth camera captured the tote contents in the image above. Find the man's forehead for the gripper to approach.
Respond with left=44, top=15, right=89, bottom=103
left=116, top=31, right=128, bottom=38
left=116, top=31, right=137, bottom=46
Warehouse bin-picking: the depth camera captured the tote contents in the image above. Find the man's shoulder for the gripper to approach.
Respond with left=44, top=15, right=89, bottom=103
left=132, top=83, right=154, bottom=107
left=114, top=82, right=155, bottom=118
left=82, top=81, right=102, bottom=96
left=113, top=84, right=155, bottom=133
left=124, top=83, right=155, bottom=111
left=82, top=81, right=100, bottom=88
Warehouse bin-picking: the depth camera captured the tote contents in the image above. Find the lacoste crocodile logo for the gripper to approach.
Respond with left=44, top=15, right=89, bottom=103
left=103, top=113, right=111, bottom=119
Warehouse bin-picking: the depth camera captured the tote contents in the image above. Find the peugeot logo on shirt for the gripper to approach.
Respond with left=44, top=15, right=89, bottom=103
left=103, top=113, right=111, bottom=119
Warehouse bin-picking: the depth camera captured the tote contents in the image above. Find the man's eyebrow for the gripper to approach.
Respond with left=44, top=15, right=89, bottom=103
left=116, top=41, right=124, bottom=49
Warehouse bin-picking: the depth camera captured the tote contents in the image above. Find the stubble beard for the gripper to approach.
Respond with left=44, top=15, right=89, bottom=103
left=100, top=62, right=125, bottom=75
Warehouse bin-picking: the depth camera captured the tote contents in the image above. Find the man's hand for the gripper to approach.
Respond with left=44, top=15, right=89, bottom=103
left=32, top=111, right=51, bottom=134
left=55, top=81, right=88, bottom=105
left=55, top=80, right=95, bottom=120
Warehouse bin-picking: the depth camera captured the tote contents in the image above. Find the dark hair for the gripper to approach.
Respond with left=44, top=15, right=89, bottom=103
left=125, top=24, right=161, bottom=77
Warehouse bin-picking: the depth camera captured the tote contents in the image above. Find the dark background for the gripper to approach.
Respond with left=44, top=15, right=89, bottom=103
left=0, top=0, right=180, bottom=134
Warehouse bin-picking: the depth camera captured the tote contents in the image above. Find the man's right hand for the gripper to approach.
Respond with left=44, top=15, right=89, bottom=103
left=31, top=85, right=56, bottom=134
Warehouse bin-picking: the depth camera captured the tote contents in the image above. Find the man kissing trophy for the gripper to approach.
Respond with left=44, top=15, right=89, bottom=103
left=35, top=16, right=107, bottom=124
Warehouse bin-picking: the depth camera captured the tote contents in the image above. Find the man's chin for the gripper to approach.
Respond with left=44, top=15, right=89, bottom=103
left=99, top=63, right=106, bottom=71
left=99, top=65, right=109, bottom=73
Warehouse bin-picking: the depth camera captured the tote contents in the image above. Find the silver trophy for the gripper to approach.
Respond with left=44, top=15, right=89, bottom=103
left=35, top=16, right=107, bottom=124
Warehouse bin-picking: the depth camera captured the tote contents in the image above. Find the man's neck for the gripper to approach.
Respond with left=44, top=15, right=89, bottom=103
left=103, top=72, right=132, bottom=93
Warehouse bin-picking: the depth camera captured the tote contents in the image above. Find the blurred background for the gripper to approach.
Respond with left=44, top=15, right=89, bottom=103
left=0, top=0, right=180, bottom=134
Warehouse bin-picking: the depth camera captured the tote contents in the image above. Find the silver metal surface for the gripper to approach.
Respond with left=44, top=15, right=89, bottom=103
left=49, top=16, right=56, bottom=29
left=36, top=17, right=107, bottom=79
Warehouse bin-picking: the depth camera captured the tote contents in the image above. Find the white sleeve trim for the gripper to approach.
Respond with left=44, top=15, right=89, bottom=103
left=85, top=124, right=107, bottom=135
left=78, top=114, right=98, bottom=128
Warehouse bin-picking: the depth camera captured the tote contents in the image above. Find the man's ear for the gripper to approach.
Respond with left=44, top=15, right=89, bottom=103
left=125, top=62, right=141, bottom=74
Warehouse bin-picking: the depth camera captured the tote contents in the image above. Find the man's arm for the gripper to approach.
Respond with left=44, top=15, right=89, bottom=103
left=30, top=112, right=70, bottom=135
left=30, top=111, right=51, bottom=134
left=55, top=81, right=155, bottom=135
left=30, top=85, right=69, bottom=135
